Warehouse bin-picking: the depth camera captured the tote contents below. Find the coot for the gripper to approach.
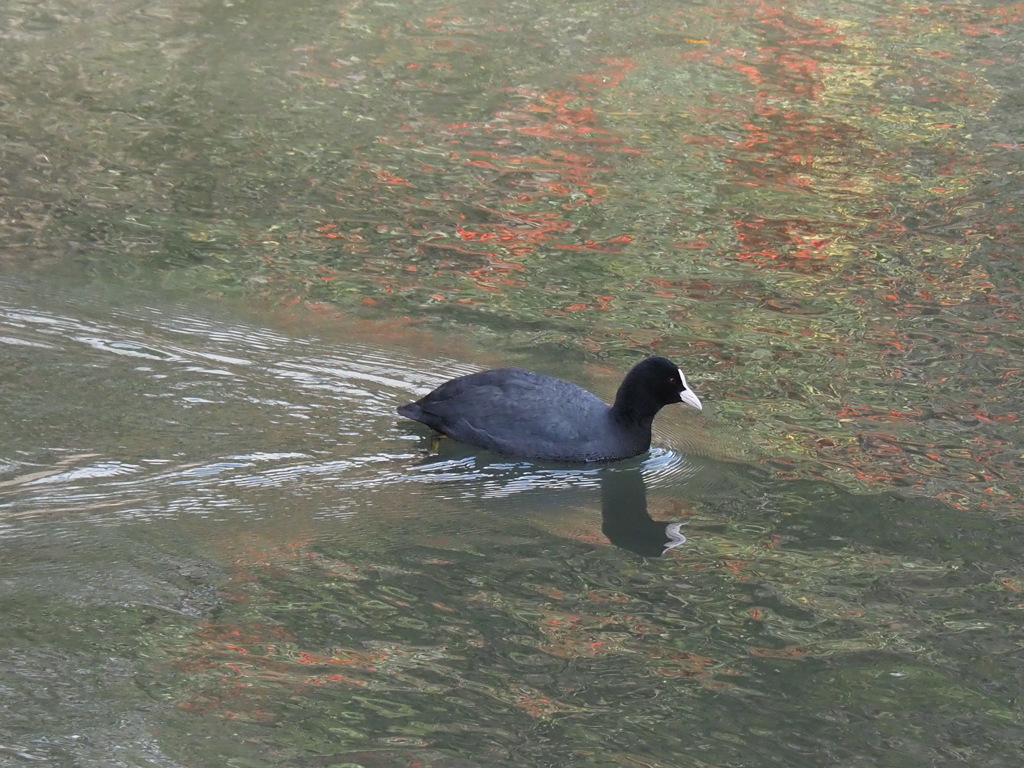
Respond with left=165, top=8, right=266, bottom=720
left=397, top=356, right=701, bottom=462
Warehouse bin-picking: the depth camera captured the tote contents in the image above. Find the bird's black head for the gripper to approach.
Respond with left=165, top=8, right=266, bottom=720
left=628, top=356, right=703, bottom=411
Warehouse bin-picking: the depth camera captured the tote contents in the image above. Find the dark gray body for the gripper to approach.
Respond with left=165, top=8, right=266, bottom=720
left=397, top=359, right=696, bottom=463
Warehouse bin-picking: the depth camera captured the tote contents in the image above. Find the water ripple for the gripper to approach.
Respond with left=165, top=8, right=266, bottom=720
left=0, top=288, right=735, bottom=545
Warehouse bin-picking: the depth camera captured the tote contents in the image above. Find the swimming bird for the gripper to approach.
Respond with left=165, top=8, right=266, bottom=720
left=397, top=356, right=701, bottom=462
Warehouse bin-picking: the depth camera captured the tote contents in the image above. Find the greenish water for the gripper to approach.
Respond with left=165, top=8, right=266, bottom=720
left=2, top=0, right=1022, bottom=766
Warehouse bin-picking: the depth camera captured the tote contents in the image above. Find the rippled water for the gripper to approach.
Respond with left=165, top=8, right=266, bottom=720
left=2, top=0, right=1023, bottom=765
left=0, top=271, right=740, bottom=759
left=0, top=273, right=722, bottom=544
left=3, top=270, right=1022, bottom=768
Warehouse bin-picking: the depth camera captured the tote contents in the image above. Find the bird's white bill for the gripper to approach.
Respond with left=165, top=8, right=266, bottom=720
left=678, top=369, right=703, bottom=411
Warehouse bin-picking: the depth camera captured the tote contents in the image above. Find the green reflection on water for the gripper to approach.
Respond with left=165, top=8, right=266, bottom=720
left=1, top=0, right=1023, bottom=766
left=149, top=478, right=1022, bottom=768
left=3, top=0, right=1018, bottom=516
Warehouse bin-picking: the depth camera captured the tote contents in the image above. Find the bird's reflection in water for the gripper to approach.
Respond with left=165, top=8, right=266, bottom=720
left=598, top=466, right=686, bottom=557
left=404, top=439, right=688, bottom=557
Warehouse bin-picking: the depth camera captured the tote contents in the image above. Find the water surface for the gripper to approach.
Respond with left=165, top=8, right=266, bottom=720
left=3, top=268, right=1021, bottom=768
left=1, top=0, right=1022, bottom=766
